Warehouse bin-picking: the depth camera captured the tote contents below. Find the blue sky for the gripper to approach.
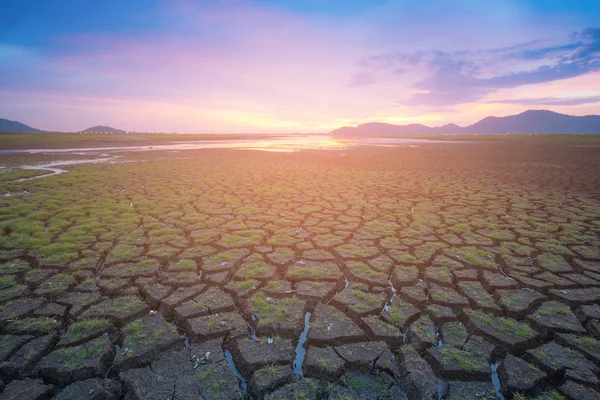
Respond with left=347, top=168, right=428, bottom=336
left=1, top=0, right=599, bottom=132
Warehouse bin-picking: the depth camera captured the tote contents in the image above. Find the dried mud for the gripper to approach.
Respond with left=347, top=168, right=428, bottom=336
left=0, top=141, right=599, bottom=399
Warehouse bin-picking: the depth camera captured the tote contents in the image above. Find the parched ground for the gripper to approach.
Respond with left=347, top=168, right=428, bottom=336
left=0, top=139, right=599, bottom=400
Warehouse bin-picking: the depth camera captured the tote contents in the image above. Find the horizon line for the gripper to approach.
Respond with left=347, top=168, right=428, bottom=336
left=2, top=107, right=600, bottom=134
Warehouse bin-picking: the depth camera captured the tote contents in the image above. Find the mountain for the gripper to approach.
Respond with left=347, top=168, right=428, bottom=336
left=80, top=125, right=127, bottom=134
left=329, top=110, right=600, bottom=136
left=464, top=110, right=600, bottom=134
left=0, top=118, right=42, bottom=133
left=332, top=122, right=440, bottom=137
left=334, top=122, right=435, bottom=136
left=436, top=123, right=462, bottom=134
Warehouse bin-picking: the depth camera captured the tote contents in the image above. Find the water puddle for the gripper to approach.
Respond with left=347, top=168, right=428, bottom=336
left=402, top=328, right=409, bottom=346
left=17, top=167, right=68, bottom=181
left=0, top=135, right=462, bottom=156
left=3, top=190, right=30, bottom=197
left=491, top=362, right=505, bottom=399
left=247, top=323, right=258, bottom=341
left=434, top=328, right=443, bottom=348
left=14, top=156, right=120, bottom=181
left=170, top=321, right=192, bottom=350
left=225, top=348, right=248, bottom=396
left=182, top=334, right=191, bottom=350
left=239, top=147, right=299, bottom=153
left=383, top=276, right=397, bottom=312
left=437, top=379, right=449, bottom=399
left=390, top=353, right=400, bottom=377
left=388, top=276, right=397, bottom=295
left=293, top=311, right=311, bottom=376
left=239, top=311, right=259, bottom=341
left=2, top=136, right=469, bottom=182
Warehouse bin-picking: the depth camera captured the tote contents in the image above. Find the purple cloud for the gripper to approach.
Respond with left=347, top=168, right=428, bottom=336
left=486, top=95, right=600, bottom=106
left=356, top=27, right=600, bottom=107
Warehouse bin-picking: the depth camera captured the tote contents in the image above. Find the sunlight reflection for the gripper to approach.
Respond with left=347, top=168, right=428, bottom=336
left=0, top=135, right=456, bottom=155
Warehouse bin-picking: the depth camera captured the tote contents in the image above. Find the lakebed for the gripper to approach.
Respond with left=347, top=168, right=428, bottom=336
left=0, top=136, right=599, bottom=399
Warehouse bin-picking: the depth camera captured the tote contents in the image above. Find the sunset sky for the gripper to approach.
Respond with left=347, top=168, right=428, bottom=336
left=1, top=0, right=599, bottom=133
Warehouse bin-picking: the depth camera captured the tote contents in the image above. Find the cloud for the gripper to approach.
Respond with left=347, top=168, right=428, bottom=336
left=3, top=0, right=600, bottom=132
left=486, top=95, right=600, bottom=106
left=356, top=27, right=600, bottom=107
left=0, top=0, right=381, bottom=132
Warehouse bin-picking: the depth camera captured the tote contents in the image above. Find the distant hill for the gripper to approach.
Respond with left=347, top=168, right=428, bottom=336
left=0, top=118, right=42, bottom=133
left=330, top=110, right=600, bottom=136
left=463, top=110, right=600, bottom=134
left=80, top=125, right=127, bottom=134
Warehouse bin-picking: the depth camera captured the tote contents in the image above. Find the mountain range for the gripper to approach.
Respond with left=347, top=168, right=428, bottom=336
left=1, top=110, right=600, bottom=135
left=0, top=118, right=126, bottom=134
left=330, top=110, right=600, bottom=136
left=0, top=118, right=42, bottom=133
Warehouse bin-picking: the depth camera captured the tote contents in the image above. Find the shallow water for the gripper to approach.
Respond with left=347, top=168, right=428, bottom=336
left=293, top=311, right=311, bottom=376
left=491, top=362, right=505, bottom=400
left=1, top=135, right=462, bottom=181
left=15, top=156, right=120, bottom=181
left=0, top=135, right=459, bottom=155
left=437, top=379, right=449, bottom=399
left=225, top=348, right=248, bottom=395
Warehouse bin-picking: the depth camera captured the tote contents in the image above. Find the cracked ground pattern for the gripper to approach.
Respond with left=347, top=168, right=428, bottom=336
left=0, top=141, right=599, bottom=400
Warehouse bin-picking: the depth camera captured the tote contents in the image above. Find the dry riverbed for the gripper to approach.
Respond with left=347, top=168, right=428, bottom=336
left=0, top=139, right=599, bottom=399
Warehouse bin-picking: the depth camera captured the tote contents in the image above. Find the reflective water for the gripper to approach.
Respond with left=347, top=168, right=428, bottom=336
left=293, top=311, right=311, bottom=376
left=2, top=135, right=463, bottom=182
left=491, top=362, right=505, bottom=400
left=0, top=135, right=458, bottom=155
left=437, top=379, right=449, bottom=399
left=16, top=157, right=119, bottom=181
left=225, top=348, right=248, bottom=396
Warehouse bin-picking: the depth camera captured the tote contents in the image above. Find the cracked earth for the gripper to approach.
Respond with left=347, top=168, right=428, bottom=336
left=0, top=141, right=599, bottom=399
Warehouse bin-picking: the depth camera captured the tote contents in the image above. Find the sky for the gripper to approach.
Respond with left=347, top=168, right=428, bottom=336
left=1, top=0, right=600, bottom=133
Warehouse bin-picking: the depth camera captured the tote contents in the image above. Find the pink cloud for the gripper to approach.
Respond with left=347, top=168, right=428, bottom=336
left=1, top=0, right=599, bottom=132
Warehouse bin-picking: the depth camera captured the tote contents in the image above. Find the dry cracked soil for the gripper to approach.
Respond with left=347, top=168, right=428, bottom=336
left=0, top=139, right=599, bottom=400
